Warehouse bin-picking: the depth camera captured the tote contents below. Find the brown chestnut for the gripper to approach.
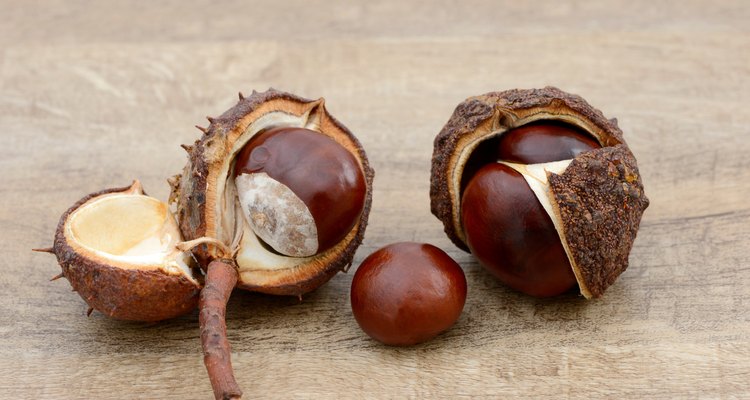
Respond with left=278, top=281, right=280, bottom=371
left=461, top=122, right=600, bottom=297
left=350, top=242, right=467, bottom=346
left=461, top=163, right=576, bottom=297
left=233, top=126, right=366, bottom=257
left=497, top=120, right=601, bottom=164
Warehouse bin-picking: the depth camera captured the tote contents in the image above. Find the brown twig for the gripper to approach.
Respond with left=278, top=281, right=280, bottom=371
left=200, top=258, right=242, bottom=400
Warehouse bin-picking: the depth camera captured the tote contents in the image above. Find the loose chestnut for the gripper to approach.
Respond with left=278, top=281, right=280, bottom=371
left=350, top=242, right=467, bottom=346
left=233, top=126, right=366, bottom=257
left=431, top=87, right=649, bottom=299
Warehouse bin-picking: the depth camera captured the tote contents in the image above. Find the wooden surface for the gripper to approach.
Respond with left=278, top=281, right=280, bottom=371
left=3, top=1, right=749, bottom=398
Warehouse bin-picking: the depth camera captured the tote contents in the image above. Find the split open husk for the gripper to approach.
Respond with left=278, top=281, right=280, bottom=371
left=170, top=89, right=374, bottom=295
left=431, top=87, right=649, bottom=298
left=49, top=181, right=200, bottom=321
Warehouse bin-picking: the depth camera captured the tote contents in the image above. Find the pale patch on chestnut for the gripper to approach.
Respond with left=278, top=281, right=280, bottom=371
left=235, top=172, right=318, bottom=257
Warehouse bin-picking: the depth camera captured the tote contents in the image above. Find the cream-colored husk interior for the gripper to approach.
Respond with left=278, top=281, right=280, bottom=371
left=214, top=109, right=327, bottom=272
left=66, top=193, right=195, bottom=279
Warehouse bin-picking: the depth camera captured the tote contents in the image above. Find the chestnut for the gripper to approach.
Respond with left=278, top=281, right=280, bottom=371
left=350, top=242, right=467, bottom=346
left=233, top=126, right=367, bottom=257
left=431, top=87, right=649, bottom=299
left=496, top=120, right=602, bottom=164
left=461, top=123, right=600, bottom=297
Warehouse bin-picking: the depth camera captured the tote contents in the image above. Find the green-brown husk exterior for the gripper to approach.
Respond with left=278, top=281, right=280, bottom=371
left=53, top=185, right=201, bottom=321
left=171, top=89, right=374, bottom=296
left=430, top=87, right=649, bottom=298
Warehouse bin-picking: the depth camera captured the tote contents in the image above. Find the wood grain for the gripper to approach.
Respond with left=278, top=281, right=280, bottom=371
left=2, top=1, right=749, bottom=399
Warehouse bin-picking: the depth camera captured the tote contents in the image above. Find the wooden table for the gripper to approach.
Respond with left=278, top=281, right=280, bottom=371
left=3, top=1, right=749, bottom=398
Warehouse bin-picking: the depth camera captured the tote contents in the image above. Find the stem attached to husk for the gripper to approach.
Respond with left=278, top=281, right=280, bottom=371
left=200, top=258, right=242, bottom=400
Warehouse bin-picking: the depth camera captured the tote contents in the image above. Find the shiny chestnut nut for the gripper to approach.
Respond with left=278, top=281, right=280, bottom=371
left=496, top=121, right=602, bottom=164
left=233, top=126, right=366, bottom=257
left=431, top=87, right=649, bottom=299
left=350, top=242, right=467, bottom=346
left=461, top=123, right=599, bottom=297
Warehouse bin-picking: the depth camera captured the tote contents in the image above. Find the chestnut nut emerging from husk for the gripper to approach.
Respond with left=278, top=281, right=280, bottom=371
left=171, top=90, right=373, bottom=296
left=431, top=87, right=649, bottom=298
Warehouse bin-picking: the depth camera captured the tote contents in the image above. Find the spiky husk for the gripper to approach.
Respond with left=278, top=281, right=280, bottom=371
left=52, top=184, right=201, bottom=321
left=430, top=87, right=649, bottom=298
left=171, top=89, right=374, bottom=296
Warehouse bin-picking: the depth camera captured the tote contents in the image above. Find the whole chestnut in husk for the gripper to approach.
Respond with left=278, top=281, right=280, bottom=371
left=173, top=90, right=374, bottom=296
left=350, top=242, right=467, bottom=346
left=172, top=90, right=374, bottom=399
left=431, top=87, right=649, bottom=298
